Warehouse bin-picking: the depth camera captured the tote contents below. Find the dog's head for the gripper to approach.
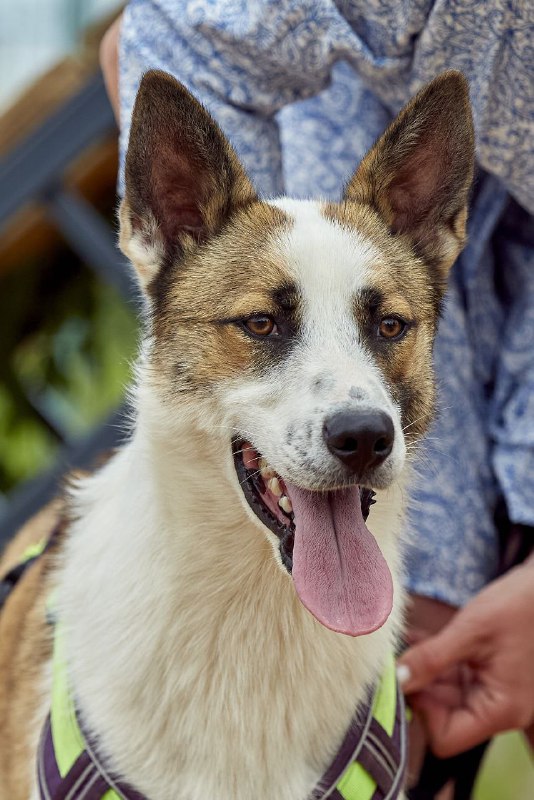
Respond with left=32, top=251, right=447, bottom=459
left=120, top=71, right=474, bottom=636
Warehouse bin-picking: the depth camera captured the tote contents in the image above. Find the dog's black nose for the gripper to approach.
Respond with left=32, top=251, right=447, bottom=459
left=323, top=411, right=394, bottom=475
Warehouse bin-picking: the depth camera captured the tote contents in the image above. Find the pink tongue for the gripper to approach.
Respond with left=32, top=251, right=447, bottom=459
left=288, top=485, right=393, bottom=637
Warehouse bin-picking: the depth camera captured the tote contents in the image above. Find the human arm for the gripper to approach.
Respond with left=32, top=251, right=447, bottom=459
left=99, top=12, right=121, bottom=123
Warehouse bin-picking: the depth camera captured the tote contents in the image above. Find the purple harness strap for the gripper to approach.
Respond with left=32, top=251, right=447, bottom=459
left=311, top=682, right=406, bottom=800
left=38, top=716, right=109, bottom=800
left=38, top=687, right=405, bottom=799
left=37, top=715, right=145, bottom=800
left=360, top=716, right=405, bottom=800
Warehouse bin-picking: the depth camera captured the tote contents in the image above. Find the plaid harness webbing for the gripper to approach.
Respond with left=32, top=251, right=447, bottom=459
left=37, top=653, right=405, bottom=800
left=311, top=671, right=406, bottom=800
left=37, top=714, right=144, bottom=800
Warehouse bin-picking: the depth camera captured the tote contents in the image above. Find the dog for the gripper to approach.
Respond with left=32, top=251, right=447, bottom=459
left=0, top=70, right=474, bottom=800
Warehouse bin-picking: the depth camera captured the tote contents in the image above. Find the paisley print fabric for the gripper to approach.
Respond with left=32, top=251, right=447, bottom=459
left=118, top=0, right=534, bottom=606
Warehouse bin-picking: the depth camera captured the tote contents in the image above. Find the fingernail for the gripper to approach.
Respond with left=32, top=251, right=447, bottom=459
left=396, top=663, right=412, bottom=686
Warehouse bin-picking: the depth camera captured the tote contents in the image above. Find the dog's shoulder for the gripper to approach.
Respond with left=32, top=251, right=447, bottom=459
left=0, top=499, right=63, bottom=576
left=0, top=499, right=67, bottom=800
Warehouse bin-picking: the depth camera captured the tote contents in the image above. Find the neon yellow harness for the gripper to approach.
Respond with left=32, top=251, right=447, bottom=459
left=43, top=625, right=405, bottom=800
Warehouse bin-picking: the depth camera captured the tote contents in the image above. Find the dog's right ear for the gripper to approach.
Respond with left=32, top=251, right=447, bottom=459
left=119, top=70, right=257, bottom=291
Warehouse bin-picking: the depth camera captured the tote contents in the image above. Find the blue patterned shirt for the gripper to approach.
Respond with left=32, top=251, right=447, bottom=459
left=118, top=0, right=534, bottom=606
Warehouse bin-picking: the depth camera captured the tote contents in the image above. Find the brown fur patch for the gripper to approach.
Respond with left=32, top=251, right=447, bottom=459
left=0, top=501, right=66, bottom=800
left=321, top=74, right=475, bottom=437
left=149, top=201, right=296, bottom=396
left=118, top=72, right=301, bottom=400
left=322, top=201, right=440, bottom=437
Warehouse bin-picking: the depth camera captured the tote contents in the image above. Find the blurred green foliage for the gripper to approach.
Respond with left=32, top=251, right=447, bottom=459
left=475, top=733, right=533, bottom=799
left=0, top=248, right=137, bottom=494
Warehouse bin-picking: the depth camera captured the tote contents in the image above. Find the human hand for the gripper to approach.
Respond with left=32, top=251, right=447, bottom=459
left=398, top=558, right=534, bottom=757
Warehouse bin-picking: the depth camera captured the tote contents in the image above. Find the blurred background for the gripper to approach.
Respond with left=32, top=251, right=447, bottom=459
left=0, top=0, right=137, bottom=538
left=0, top=0, right=121, bottom=108
left=0, top=2, right=532, bottom=797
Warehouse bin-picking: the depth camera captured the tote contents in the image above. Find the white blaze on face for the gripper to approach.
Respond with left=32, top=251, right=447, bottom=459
left=272, top=198, right=383, bottom=389
left=273, top=199, right=376, bottom=320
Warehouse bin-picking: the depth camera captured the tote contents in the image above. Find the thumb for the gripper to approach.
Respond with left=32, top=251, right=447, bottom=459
left=397, top=615, right=476, bottom=693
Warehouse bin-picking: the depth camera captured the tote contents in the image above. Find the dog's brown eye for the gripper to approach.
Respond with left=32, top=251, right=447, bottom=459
left=244, top=316, right=277, bottom=337
left=378, top=317, right=406, bottom=340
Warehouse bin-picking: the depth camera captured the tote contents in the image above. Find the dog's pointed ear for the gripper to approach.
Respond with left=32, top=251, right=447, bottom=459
left=345, top=71, right=474, bottom=277
left=119, top=70, right=257, bottom=290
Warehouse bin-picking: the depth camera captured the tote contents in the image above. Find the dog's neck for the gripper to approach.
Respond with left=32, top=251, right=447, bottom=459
left=57, top=386, right=405, bottom=800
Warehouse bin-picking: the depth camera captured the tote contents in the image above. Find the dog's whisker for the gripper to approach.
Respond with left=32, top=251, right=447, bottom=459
left=211, top=424, right=259, bottom=441
left=402, top=414, right=430, bottom=432
left=239, top=468, right=263, bottom=486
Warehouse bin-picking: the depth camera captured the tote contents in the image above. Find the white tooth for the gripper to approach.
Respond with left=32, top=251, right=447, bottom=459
left=279, top=495, right=293, bottom=514
left=268, top=477, right=282, bottom=497
left=259, top=457, right=268, bottom=471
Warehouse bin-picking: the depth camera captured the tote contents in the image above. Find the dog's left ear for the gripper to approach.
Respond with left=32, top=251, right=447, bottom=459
left=120, top=70, right=257, bottom=291
left=345, top=71, right=474, bottom=278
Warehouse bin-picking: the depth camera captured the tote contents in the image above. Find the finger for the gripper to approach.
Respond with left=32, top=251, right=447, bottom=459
left=398, top=617, right=479, bottom=693
left=412, top=682, right=464, bottom=708
left=414, top=695, right=500, bottom=758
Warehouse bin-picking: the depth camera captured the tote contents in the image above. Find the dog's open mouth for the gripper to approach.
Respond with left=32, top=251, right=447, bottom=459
left=233, top=440, right=394, bottom=637
left=234, top=441, right=297, bottom=572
